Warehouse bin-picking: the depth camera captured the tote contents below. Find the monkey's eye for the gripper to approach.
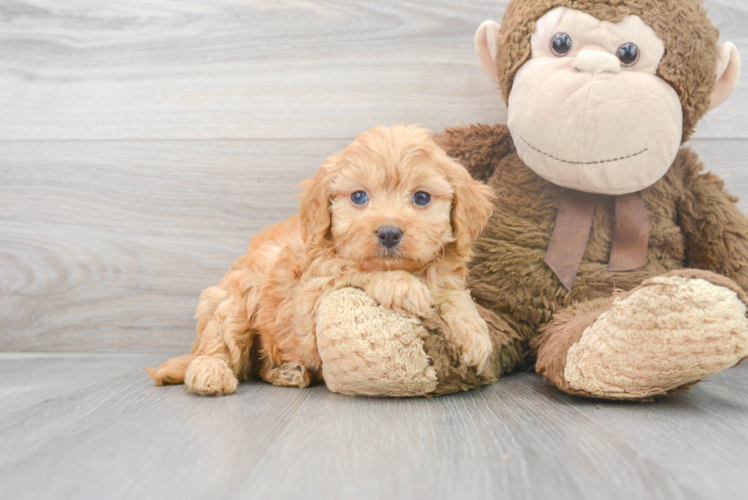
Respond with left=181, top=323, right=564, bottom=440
left=413, top=191, right=431, bottom=206
left=617, top=43, right=640, bottom=67
left=350, top=191, right=368, bottom=205
left=550, top=33, right=573, bottom=57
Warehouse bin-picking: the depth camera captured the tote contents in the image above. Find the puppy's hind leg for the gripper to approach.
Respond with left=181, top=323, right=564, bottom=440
left=149, top=270, right=262, bottom=397
left=184, top=281, right=261, bottom=396
left=260, top=362, right=312, bottom=388
left=147, top=286, right=239, bottom=394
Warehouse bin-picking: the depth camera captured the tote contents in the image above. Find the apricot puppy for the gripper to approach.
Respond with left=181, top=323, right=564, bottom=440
left=147, top=125, right=494, bottom=395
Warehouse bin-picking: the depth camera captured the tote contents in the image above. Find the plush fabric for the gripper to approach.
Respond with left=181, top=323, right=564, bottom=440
left=562, top=272, right=748, bottom=399
left=495, top=0, right=719, bottom=142
left=507, top=7, right=683, bottom=194
left=317, top=288, right=439, bottom=397
left=433, top=123, right=748, bottom=399
left=317, top=288, right=522, bottom=397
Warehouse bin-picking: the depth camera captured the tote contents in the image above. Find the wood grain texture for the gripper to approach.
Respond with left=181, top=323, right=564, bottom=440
left=1, top=353, right=748, bottom=500
left=1, top=0, right=747, bottom=353
left=2, top=138, right=747, bottom=353
left=3, top=4, right=748, bottom=497
left=0, top=139, right=347, bottom=352
left=0, top=0, right=745, bottom=141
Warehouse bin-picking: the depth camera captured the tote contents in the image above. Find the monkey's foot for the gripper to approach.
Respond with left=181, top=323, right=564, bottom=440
left=538, top=270, right=748, bottom=400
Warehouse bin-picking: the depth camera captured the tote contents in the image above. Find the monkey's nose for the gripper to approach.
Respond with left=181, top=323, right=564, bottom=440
left=573, top=50, right=621, bottom=74
left=376, top=225, right=403, bottom=249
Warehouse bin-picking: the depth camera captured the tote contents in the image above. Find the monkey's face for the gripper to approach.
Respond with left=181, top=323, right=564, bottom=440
left=507, top=7, right=682, bottom=195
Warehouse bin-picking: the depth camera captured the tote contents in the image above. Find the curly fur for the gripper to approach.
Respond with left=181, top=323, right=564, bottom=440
left=147, top=125, right=494, bottom=395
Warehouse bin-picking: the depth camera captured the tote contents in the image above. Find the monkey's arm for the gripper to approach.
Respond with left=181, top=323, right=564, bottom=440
left=433, top=124, right=516, bottom=182
left=676, top=148, right=748, bottom=291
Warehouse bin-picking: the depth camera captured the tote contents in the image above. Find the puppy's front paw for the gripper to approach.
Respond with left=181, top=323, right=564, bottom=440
left=445, top=312, right=492, bottom=375
left=396, top=281, right=433, bottom=317
left=367, top=272, right=432, bottom=317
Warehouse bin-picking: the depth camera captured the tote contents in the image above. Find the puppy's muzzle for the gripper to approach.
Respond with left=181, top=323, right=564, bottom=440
left=376, top=225, right=403, bottom=249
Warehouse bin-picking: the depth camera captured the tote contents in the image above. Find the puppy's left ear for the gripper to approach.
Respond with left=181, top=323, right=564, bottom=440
left=448, top=157, right=494, bottom=257
left=298, top=158, right=336, bottom=250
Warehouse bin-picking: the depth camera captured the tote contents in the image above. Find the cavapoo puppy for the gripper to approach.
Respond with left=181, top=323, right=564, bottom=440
left=147, top=125, right=494, bottom=395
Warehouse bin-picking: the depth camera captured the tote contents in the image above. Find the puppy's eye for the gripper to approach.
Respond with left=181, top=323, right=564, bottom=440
left=617, top=43, right=640, bottom=67
left=413, top=191, right=431, bottom=206
left=550, top=33, right=573, bottom=57
left=350, top=191, right=368, bottom=205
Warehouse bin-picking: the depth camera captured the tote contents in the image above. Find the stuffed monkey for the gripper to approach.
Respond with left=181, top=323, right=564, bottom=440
left=318, top=0, right=748, bottom=400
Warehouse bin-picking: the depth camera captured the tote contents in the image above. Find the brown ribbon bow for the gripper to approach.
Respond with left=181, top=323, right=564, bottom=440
left=544, top=189, right=649, bottom=290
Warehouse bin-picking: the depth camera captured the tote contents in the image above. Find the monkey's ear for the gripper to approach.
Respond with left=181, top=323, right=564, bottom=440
left=475, top=20, right=501, bottom=84
left=709, top=42, right=741, bottom=110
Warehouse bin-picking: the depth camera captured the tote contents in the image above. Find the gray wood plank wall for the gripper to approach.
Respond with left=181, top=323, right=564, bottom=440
left=2, top=0, right=747, bottom=353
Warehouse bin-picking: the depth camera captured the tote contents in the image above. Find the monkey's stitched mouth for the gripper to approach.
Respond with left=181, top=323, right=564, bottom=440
left=521, top=137, right=648, bottom=165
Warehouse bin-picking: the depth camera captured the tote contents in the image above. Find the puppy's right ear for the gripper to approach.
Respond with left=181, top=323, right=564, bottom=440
left=475, top=20, right=501, bottom=84
left=298, top=158, right=336, bottom=250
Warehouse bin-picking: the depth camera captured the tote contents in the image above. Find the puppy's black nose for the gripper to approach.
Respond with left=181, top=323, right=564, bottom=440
left=376, top=225, right=403, bottom=249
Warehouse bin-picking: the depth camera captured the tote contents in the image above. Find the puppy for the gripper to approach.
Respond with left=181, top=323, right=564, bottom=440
left=147, top=125, right=494, bottom=395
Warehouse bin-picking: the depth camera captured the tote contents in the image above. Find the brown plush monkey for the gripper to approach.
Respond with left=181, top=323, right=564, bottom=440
left=318, top=0, right=748, bottom=400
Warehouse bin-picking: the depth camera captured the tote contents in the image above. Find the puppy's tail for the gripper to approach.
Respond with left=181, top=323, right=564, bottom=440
left=146, top=354, right=194, bottom=386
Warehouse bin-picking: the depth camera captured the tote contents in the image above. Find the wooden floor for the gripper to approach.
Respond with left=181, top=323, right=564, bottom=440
left=1, top=353, right=747, bottom=500
left=2, top=1, right=748, bottom=499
